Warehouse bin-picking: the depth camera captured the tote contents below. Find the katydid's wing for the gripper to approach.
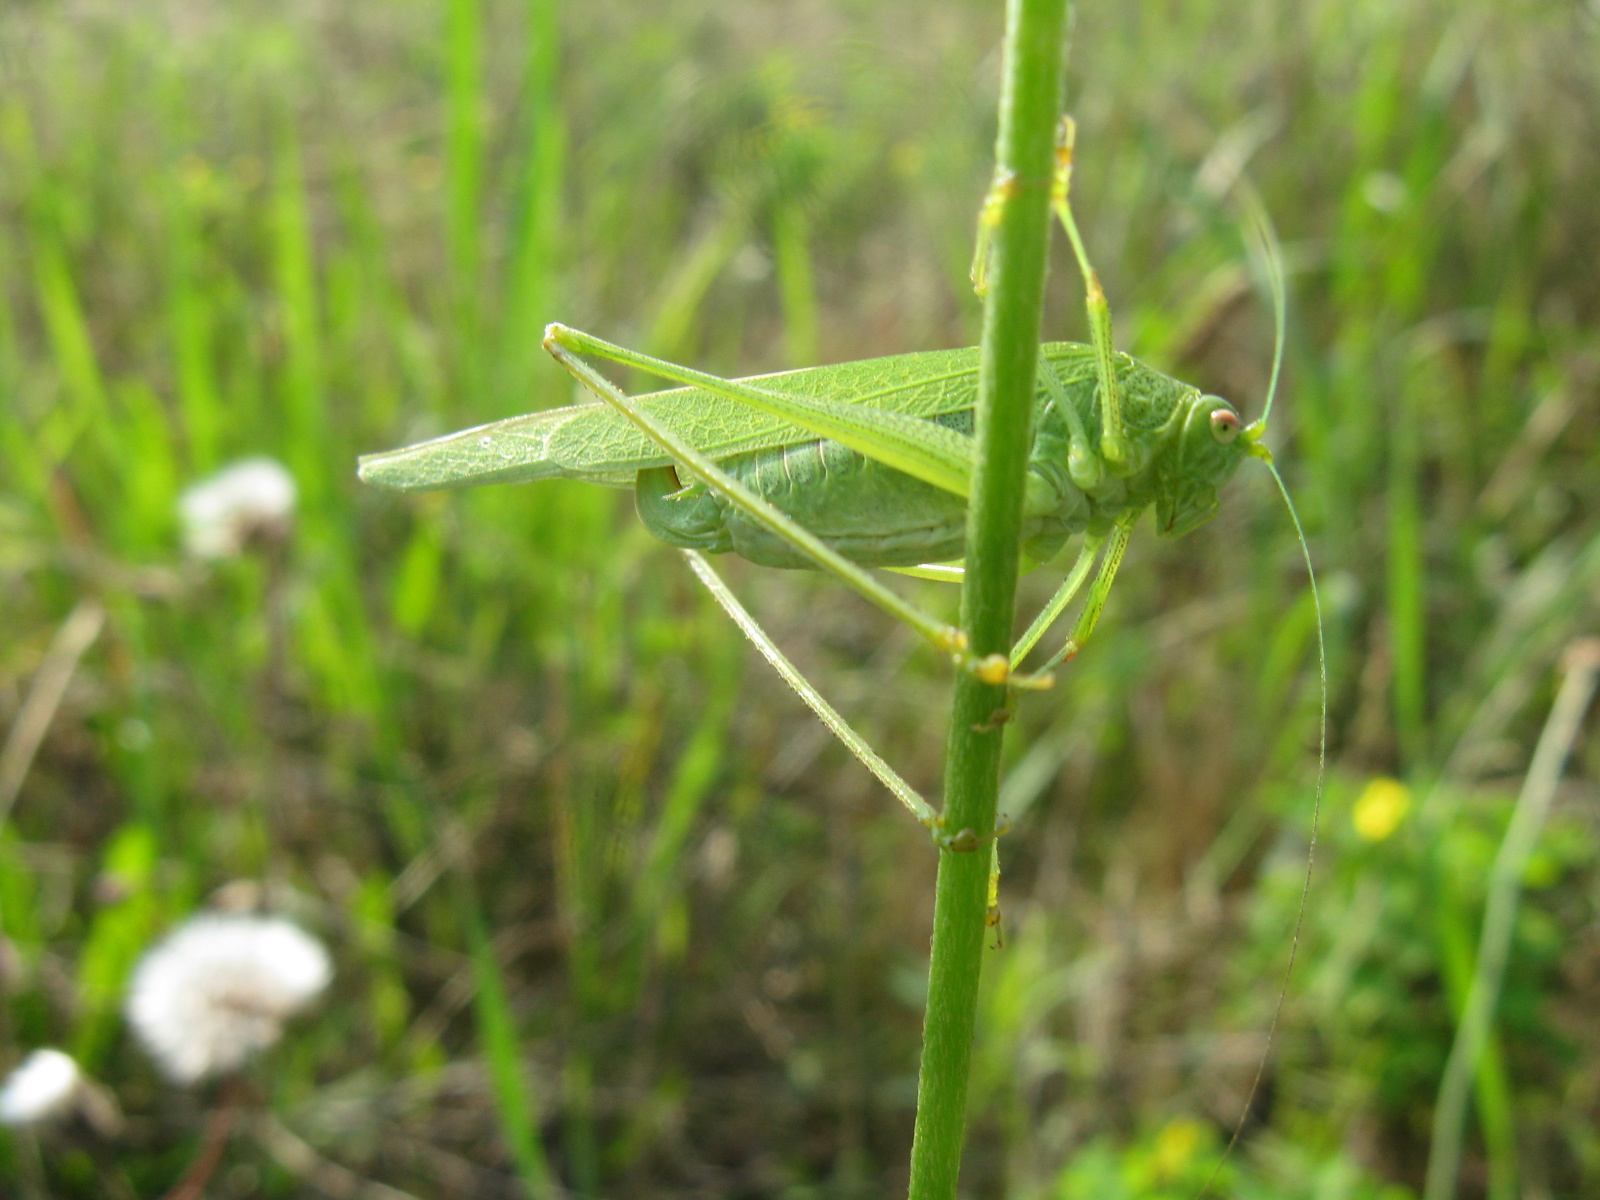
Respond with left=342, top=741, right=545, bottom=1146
left=359, top=348, right=983, bottom=490
left=358, top=343, right=1094, bottom=490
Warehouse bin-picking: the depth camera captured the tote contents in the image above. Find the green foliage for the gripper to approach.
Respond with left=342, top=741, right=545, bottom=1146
left=73, top=824, right=172, bottom=1068
left=463, top=880, right=555, bottom=1197
left=1235, top=776, right=1597, bottom=1182
left=1054, top=1119, right=1410, bottom=1200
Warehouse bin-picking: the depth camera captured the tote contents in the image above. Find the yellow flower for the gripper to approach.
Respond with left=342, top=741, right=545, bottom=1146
left=1150, top=1118, right=1204, bottom=1180
left=1353, top=777, right=1411, bottom=842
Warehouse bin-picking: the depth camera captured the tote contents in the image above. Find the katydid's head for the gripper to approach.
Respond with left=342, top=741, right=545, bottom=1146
left=1154, top=394, right=1263, bottom=536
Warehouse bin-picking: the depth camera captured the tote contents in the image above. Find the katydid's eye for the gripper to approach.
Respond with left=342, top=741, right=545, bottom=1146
left=1209, top=408, right=1240, bottom=444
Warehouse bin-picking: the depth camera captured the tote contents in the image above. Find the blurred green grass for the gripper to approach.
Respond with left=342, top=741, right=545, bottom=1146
left=1, top=0, right=1598, bottom=1196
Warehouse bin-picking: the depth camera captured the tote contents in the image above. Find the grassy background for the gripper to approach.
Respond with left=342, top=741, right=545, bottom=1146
left=2, top=0, right=1599, bottom=1196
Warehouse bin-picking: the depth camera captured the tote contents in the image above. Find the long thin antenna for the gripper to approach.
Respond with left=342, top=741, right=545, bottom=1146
left=1238, top=184, right=1286, bottom=428
left=1199, top=460, right=1326, bottom=1197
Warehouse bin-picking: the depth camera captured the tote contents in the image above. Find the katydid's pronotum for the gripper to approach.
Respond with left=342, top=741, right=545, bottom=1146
left=360, top=115, right=1325, bottom=937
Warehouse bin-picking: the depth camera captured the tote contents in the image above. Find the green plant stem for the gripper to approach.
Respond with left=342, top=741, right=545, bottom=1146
left=906, top=1, right=1066, bottom=1196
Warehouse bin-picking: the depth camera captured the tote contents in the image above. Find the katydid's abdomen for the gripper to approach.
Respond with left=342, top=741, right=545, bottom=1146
left=636, top=406, right=1093, bottom=569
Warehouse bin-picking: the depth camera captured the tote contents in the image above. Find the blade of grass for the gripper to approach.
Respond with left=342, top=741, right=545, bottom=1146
left=1388, top=376, right=1425, bottom=766
left=112, top=381, right=181, bottom=551
left=1432, top=891, right=1517, bottom=1200
left=2, top=103, right=109, bottom=466
left=907, top=0, right=1066, bottom=1196
left=634, top=688, right=732, bottom=945
left=459, top=873, right=555, bottom=1199
left=496, top=0, right=565, bottom=414
left=773, top=200, right=818, bottom=367
left=446, top=0, right=485, bottom=406
left=73, top=824, right=166, bottom=1068
left=272, top=114, right=326, bottom=507
left=548, top=750, right=600, bottom=1197
left=1424, top=641, right=1600, bottom=1200
left=331, top=154, right=438, bottom=422
left=163, top=102, right=220, bottom=473
left=0, top=599, right=105, bottom=831
left=0, top=223, right=15, bottom=383
left=30, top=230, right=108, bottom=449
left=645, top=211, right=746, bottom=364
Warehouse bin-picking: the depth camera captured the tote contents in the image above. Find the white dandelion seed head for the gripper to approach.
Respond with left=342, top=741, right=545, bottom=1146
left=0, top=1049, right=82, bottom=1127
left=125, top=914, right=331, bottom=1084
left=178, top=457, right=297, bottom=560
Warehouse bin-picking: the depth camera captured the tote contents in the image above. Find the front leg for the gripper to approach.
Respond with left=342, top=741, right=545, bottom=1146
left=1009, top=532, right=1105, bottom=668
left=1051, top=117, right=1129, bottom=472
left=1035, top=509, right=1136, bottom=672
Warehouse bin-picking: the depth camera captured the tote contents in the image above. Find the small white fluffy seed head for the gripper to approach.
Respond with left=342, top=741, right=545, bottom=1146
left=125, top=914, right=331, bottom=1084
left=178, top=457, right=297, bottom=560
left=0, top=1049, right=82, bottom=1126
